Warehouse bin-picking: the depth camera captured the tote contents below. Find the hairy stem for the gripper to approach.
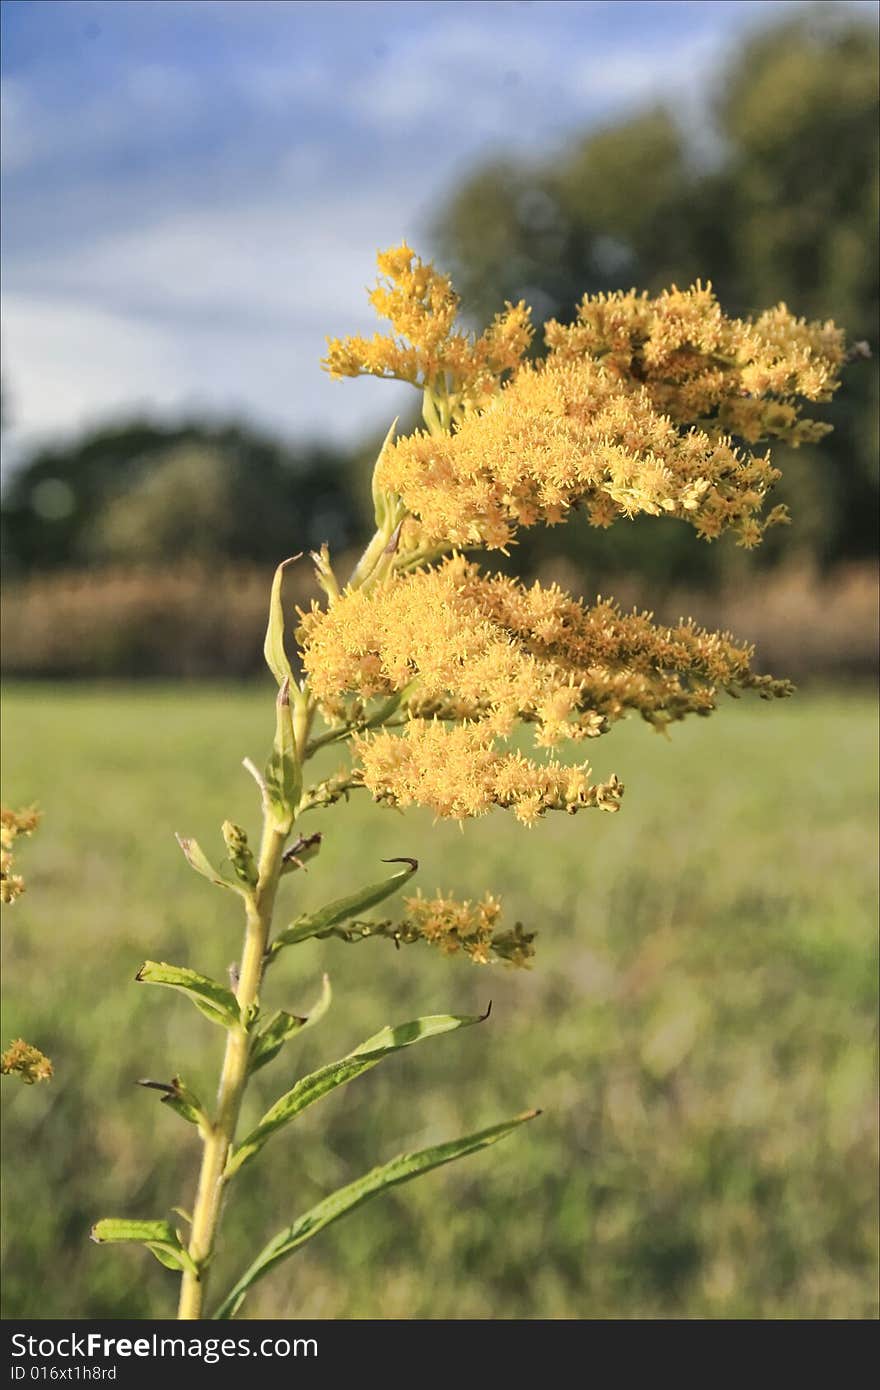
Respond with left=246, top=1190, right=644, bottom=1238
left=177, top=821, right=288, bottom=1320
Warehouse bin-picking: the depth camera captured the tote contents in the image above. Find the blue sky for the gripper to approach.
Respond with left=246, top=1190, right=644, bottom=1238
left=1, top=0, right=874, bottom=466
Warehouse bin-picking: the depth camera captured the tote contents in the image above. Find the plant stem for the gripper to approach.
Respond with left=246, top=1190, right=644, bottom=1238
left=177, top=821, right=288, bottom=1320
left=176, top=495, right=396, bottom=1319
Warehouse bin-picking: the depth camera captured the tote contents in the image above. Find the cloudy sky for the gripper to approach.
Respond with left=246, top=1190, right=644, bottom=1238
left=1, top=0, right=872, bottom=468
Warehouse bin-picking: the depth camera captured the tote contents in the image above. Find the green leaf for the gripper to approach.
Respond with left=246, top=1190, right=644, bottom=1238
left=264, top=555, right=301, bottom=687
left=137, top=1075, right=210, bottom=1131
left=135, top=961, right=240, bottom=1030
left=90, top=1218, right=197, bottom=1276
left=228, top=1009, right=485, bottom=1177
left=247, top=975, right=332, bottom=1076
left=247, top=1011, right=306, bottom=1076
left=175, top=835, right=247, bottom=897
left=214, top=1110, right=540, bottom=1319
left=371, top=417, right=398, bottom=527
left=263, top=678, right=302, bottom=831
left=269, top=859, right=418, bottom=957
left=146, top=1244, right=191, bottom=1272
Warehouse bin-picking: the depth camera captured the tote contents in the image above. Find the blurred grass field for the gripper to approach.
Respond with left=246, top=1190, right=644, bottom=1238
left=1, top=682, right=877, bottom=1321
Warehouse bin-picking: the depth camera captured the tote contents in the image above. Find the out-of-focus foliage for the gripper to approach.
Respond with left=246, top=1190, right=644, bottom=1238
left=0, top=564, right=320, bottom=679
left=2, top=559, right=875, bottom=681
left=433, top=9, right=878, bottom=586
left=1, top=421, right=361, bottom=577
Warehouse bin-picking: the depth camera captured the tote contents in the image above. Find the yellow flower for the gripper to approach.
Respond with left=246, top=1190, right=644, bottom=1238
left=1, top=1038, right=53, bottom=1084
left=303, top=245, right=851, bottom=844
left=1, top=805, right=41, bottom=905
left=352, top=718, right=623, bottom=825
left=298, top=555, right=791, bottom=759
left=322, top=256, right=845, bottom=552
left=322, top=241, right=533, bottom=409
left=377, top=352, right=796, bottom=551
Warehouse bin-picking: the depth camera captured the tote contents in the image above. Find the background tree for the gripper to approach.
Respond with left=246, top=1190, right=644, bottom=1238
left=1, top=421, right=361, bottom=577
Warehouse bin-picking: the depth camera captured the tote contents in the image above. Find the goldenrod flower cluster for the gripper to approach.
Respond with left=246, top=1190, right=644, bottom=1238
left=353, top=719, right=624, bottom=826
left=0, top=810, right=52, bottom=1082
left=325, top=250, right=844, bottom=553
left=1, top=805, right=41, bottom=905
left=315, top=888, right=536, bottom=967
left=303, top=245, right=848, bottom=837
left=322, top=242, right=532, bottom=409
left=400, top=890, right=525, bottom=964
left=1, top=1038, right=53, bottom=1084
left=380, top=354, right=793, bottom=550
left=298, top=555, right=789, bottom=822
left=545, top=287, right=845, bottom=442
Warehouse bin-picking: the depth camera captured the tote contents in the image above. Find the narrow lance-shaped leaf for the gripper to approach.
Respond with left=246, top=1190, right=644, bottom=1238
left=90, top=1219, right=197, bottom=1276
left=247, top=974, right=332, bottom=1076
left=264, top=678, right=302, bottom=831
left=371, top=417, right=398, bottom=528
left=264, top=555, right=301, bottom=687
left=228, top=1009, right=486, bottom=1177
left=175, top=835, right=247, bottom=897
left=269, top=859, right=418, bottom=958
left=136, top=961, right=241, bottom=1030
left=214, top=1110, right=540, bottom=1319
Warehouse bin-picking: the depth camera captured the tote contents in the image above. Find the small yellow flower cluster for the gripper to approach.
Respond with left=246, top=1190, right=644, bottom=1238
left=397, top=891, right=534, bottom=965
left=545, top=285, right=846, bottom=445
left=353, top=717, right=620, bottom=822
left=0, top=1038, right=53, bottom=1084
left=320, top=890, right=536, bottom=966
left=1, top=805, right=41, bottom=905
left=401, top=889, right=502, bottom=963
left=322, top=242, right=532, bottom=406
left=353, top=718, right=623, bottom=825
left=298, top=555, right=791, bottom=759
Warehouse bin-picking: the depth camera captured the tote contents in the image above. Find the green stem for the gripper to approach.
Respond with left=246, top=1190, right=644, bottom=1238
left=176, top=482, right=412, bottom=1319
left=177, top=821, right=288, bottom=1320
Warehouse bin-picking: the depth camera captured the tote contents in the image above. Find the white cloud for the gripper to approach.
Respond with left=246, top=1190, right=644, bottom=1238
left=338, top=7, right=742, bottom=163
left=1, top=107, right=432, bottom=468
left=236, top=58, right=336, bottom=113
left=6, top=175, right=429, bottom=325
left=1, top=79, right=40, bottom=175
left=346, top=13, right=561, bottom=142
left=0, top=4, right=722, bottom=471
left=0, top=284, right=411, bottom=473
left=125, top=63, right=200, bottom=115
left=567, top=28, right=730, bottom=110
left=4, top=0, right=866, bottom=468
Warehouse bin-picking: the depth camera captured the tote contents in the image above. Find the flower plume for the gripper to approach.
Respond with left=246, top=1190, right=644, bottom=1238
left=306, top=246, right=849, bottom=838
left=299, top=555, right=791, bottom=824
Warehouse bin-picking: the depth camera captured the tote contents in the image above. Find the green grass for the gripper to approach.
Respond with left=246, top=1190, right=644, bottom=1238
left=1, top=682, right=877, bottom=1320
